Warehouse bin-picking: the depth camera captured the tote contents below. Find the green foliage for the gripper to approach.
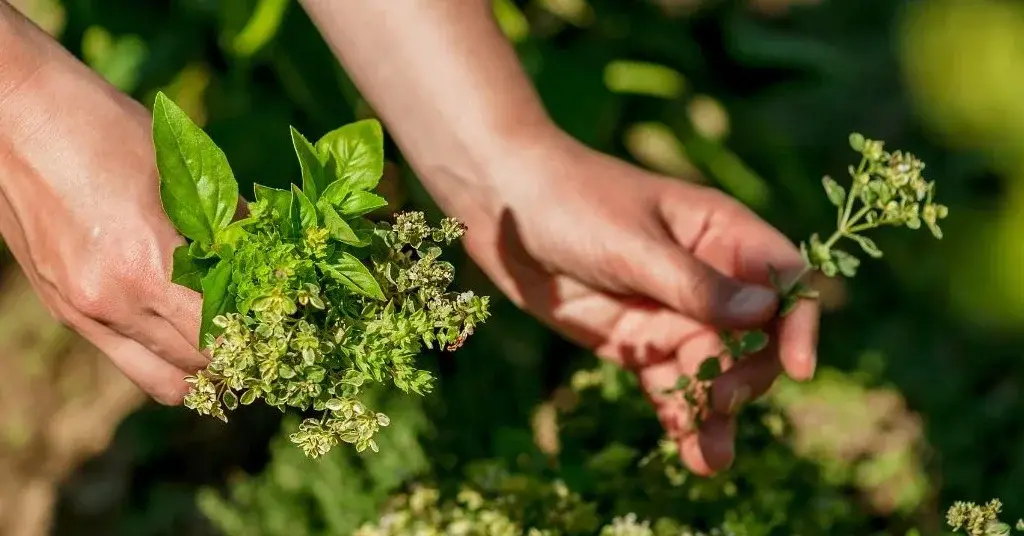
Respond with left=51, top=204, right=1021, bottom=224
left=204, top=360, right=907, bottom=535
left=153, top=92, right=490, bottom=458
left=197, top=388, right=431, bottom=536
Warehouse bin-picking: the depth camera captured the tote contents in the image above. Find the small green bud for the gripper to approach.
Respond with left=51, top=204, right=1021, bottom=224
left=849, top=132, right=865, bottom=151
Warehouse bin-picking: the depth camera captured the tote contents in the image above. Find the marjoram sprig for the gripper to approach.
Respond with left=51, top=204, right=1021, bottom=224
left=151, top=92, right=489, bottom=458
left=666, top=133, right=949, bottom=425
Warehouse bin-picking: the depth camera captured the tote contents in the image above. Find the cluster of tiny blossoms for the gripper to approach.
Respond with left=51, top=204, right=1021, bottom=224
left=804, top=133, right=949, bottom=278
left=352, top=477, right=605, bottom=536
left=183, top=206, right=489, bottom=458
left=947, top=499, right=1023, bottom=535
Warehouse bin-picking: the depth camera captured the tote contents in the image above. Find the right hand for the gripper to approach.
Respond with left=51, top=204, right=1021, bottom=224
left=0, top=7, right=207, bottom=403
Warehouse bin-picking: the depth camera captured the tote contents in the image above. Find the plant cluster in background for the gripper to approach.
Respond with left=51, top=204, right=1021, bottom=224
left=946, top=499, right=1024, bottom=535
left=200, top=358, right=918, bottom=535
left=667, top=134, right=949, bottom=426
left=152, top=92, right=489, bottom=458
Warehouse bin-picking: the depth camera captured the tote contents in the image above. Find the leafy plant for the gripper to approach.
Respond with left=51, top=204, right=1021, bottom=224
left=152, top=92, right=490, bottom=458
left=666, top=134, right=949, bottom=425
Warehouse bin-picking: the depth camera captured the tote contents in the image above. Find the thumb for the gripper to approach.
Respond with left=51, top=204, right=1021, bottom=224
left=624, top=242, right=779, bottom=328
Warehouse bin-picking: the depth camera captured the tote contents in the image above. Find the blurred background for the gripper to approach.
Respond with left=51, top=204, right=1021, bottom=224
left=2, top=0, right=1024, bottom=534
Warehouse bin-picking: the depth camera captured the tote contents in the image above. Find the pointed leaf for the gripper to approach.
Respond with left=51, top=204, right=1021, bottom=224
left=315, top=119, right=384, bottom=192
left=152, top=92, right=239, bottom=243
left=290, top=126, right=330, bottom=203
left=319, top=253, right=385, bottom=300
left=290, top=184, right=318, bottom=230
left=199, top=259, right=235, bottom=348
left=822, top=176, right=846, bottom=208
left=318, top=201, right=365, bottom=245
left=171, top=245, right=212, bottom=292
left=338, top=191, right=388, bottom=218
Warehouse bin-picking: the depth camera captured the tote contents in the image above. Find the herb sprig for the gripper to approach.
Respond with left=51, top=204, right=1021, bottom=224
left=666, top=134, right=949, bottom=425
left=152, top=92, right=489, bottom=458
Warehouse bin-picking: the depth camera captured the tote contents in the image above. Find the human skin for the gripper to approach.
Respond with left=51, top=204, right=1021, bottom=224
left=0, top=0, right=818, bottom=475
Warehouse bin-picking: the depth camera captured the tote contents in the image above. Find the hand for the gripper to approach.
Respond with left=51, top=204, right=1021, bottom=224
left=446, top=131, right=820, bottom=476
left=0, top=20, right=206, bottom=404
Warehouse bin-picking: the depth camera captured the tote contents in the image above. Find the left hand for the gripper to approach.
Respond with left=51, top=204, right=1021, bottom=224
left=430, top=130, right=820, bottom=475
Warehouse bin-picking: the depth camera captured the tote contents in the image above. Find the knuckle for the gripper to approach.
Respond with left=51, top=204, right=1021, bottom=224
left=68, top=242, right=163, bottom=319
left=66, top=278, right=113, bottom=319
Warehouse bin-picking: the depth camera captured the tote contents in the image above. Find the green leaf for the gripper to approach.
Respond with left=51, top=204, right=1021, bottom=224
left=739, top=330, right=769, bottom=354
left=254, top=184, right=294, bottom=236
left=290, top=184, right=318, bottom=230
left=318, top=200, right=364, bottom=245
left=320, top=179, right=352, bottom=206
left=338, top=191, right=388, bottom=218
left=199, top=259, right=235, bottom=348
left=315, top=119, right=385, bottom=192
left=832, top=249, right=860, bottom=278
left=222, top=390, right=238, bottom=411
left=171, top=245, right=212, bottom=292
left=152, top=92, right=239, bottom=244
left=188, top=240, right=217, bottom=260
left=849, top=234, right=883, bottom=258
left=290, top=126, right=330, bottom=203
left=696, top=357, right=722, bottom=381
left=239, top=389, right=258, bottom=405
left=822, top=176, right=846, bottom=208
left=319, top=253, right=385, bottom=300
left=779, top=293, right=801, bottom=317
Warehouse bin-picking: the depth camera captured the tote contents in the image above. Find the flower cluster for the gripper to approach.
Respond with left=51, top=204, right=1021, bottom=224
left=351, top=475, right=608, bottom=536
left=183, top=207, right=489, bottom=458
left=947, top=499, right=1024, bottom=535
left=803, top=133, right=949, bottom=278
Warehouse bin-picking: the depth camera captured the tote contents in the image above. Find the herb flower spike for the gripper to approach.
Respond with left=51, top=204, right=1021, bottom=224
left=151, top=92, right=489, bottom=458
left=805, top=133, right=949, bottom=281
left=666, top=133, right=948, bottom=427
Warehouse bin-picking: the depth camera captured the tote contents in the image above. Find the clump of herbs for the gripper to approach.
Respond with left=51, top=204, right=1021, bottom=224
left=151, top=92, right=489, bottom=458
left=947, top=499, right=1024, bottom=535
left=666, top=133, right=949, bottom=425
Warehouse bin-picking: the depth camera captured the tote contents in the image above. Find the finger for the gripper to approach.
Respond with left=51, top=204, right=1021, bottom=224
left=117, top=313, right=208, bottom=373
left=619, top=239, right=780, bottom=330
left=157, top=278, right=204, bottom=349
left=709, top=351, right=782, bottom=415
left=777, top=297, right=819, bottom=381
left=679, top=414, right=735, bottom=475
left=57, top=302, right=192, bottom=405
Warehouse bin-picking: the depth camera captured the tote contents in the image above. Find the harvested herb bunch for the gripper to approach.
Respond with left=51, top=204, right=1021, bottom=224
left=668, top=133, right=949, bottom=423
left=152, top=92, right=490, bottom=458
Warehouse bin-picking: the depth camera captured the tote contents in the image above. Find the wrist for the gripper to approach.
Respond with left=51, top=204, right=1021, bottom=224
left=409, top=112, right=569, bottom=229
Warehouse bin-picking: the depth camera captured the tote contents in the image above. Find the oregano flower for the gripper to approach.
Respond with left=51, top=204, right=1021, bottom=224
left=666, top=134, right=949, bottom=426
left=151, top=92, right=490, bottom=458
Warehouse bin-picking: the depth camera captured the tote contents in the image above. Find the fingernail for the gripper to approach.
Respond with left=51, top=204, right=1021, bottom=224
left=725, top=286, right=777, bottom=321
